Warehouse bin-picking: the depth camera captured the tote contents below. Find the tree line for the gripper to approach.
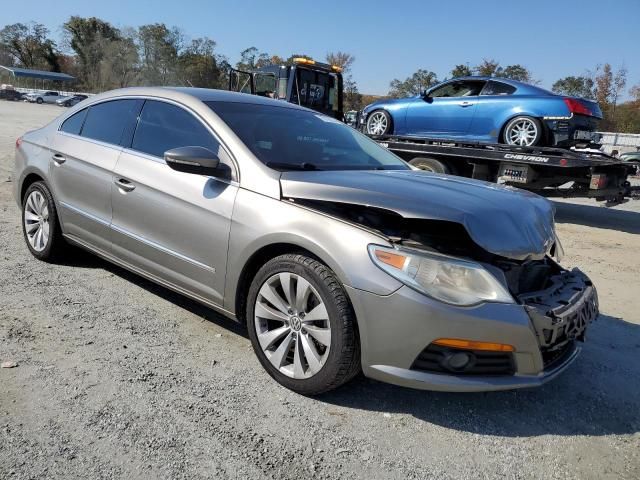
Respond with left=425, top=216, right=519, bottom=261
left=1, top=19, right=638, bottom=132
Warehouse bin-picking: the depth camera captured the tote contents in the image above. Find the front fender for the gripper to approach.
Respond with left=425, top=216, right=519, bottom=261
left=223, top=189, right=402, bottom=313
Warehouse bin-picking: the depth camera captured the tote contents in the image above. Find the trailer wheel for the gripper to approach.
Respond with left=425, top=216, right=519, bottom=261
left=409, top=157, right=452, bottom=174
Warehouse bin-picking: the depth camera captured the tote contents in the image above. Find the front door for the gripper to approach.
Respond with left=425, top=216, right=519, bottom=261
left=110, top=100, right=238, bottom=305
left=405, top=80, right=486, bottom=138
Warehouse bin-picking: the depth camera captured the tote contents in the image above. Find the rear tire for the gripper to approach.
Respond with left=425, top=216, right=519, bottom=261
left=36, top=98, right=43, bottom=104
left=409, top=157, right=452, bottom=174
left=246, top=254, right=360, bottom=395
left=21, top=181, right=66, bottom=262
left=503, top=116, right=543, bottom=146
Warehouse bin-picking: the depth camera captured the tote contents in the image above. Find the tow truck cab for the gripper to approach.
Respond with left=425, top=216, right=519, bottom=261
left=229, top=57, right=344, bottom=120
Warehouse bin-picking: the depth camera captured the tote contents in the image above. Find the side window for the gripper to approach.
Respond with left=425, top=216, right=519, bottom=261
left=60, top=108, right=88, bottom=135
left=131, top=100, right=220, bottom=158
left=430, top=81, right=486, bottom=98
left=81, top=99, right=142, bottom=146
left=481, top=81, right=517, bottom=96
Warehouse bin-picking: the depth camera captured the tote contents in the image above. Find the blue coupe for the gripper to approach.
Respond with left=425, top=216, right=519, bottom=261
left=361, top=77, right=602, bottom=147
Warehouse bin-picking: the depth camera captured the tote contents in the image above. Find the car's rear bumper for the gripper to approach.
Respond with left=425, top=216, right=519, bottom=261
left=345, top=269, right=596, bottom=392
left=545, top=114, right=601, bottom=146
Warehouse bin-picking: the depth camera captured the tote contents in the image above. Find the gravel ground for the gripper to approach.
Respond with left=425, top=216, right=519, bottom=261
left=1, top=101, right=639, bottom=480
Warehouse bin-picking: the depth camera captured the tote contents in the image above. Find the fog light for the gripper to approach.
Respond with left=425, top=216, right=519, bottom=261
left=445, top=352, right=472, bottom=371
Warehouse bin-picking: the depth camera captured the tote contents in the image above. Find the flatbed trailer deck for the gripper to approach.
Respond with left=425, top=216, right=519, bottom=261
left=370, top=135, right=640, bottom=205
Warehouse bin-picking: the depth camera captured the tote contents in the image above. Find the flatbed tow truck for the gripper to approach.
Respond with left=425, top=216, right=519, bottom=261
left=227, top=58, right=638, bottom=205
left=368, top=135, right=640, bottom=206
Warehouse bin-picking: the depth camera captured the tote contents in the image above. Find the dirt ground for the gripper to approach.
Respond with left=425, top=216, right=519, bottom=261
left=1, top=101, right=639, bottom=480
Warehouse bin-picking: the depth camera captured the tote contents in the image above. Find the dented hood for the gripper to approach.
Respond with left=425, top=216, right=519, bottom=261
left=280, top=170, right=556, bottom=260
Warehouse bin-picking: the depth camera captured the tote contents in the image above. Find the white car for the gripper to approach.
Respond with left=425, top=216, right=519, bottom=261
left=25, top=91, right=63, bottom=104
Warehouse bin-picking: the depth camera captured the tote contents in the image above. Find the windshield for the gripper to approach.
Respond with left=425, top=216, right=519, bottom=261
left=206, top=101, right=410, bottom=171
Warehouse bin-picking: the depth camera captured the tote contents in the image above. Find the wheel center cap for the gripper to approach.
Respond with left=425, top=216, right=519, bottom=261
left=290, top=316, right=302, bottom=331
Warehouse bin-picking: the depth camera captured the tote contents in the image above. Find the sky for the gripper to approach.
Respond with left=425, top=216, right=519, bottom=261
left=3, top=0, right=639, bottom=96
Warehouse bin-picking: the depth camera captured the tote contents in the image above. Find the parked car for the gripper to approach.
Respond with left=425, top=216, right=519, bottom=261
left=56, top=94, right=88, bottom=107
left=25, top=91, right=62, bottom=104
left=361, top=77, right=603, bottom=147
left=13, top=87, right=598, bottom=394
left=620, top=150, right=640, bottom=162
left=0, top=85, right=22, bottom=101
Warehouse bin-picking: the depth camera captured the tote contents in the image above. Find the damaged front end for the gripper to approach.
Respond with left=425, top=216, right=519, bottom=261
left=284, top=196, right=598, bottom=372
left=520, top=268, right=598, bottom=367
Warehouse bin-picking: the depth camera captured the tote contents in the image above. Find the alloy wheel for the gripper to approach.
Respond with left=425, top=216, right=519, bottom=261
left=24, top=190, right=50, bottom=252
left=366, top=112, right=388, bottom=135
left=506, top=118, right=538, bottom=146
left=254, top=272, right=331, bottom=379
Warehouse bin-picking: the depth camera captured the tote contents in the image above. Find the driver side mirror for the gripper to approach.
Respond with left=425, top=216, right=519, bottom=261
left=164, top=146, right=222, bottom=176
left=421, top=90, right=433, bottom=103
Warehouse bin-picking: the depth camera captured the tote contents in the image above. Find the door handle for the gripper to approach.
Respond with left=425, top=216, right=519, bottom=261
left=459, top=101, right=473, bottom=107
left=52, top=153, right=66, bottom=164
left=115, top=178, right=136, bottom=192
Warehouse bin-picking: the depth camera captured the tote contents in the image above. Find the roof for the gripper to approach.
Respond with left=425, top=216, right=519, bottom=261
left=0, top=65, right=75, bottom=82
left=452, top=76, right=555, bottom=95
left=94, top=86, right=310, bottom=111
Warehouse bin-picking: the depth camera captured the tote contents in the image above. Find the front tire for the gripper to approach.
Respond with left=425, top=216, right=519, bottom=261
left=247, top=254, right=360, bottom=395
left=22, top=181, right=66, bottom=261
left=366, top=110, right=392, bottom=136
left=36, top=97, right=43, bottom=104
left=503, top=116, right=543, bottom=146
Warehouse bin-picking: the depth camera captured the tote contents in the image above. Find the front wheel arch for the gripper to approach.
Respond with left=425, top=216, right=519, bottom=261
left=235, top=243, right=334, bottom=325
left=365, top=109, right=393, bottom=135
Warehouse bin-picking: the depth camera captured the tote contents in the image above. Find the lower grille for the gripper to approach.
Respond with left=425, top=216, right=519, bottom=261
left=541, top=341, right=575, bottom=370
left=411, top=344, right=515, bottom=376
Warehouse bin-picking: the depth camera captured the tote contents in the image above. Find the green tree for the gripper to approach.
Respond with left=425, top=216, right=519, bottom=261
left=325, top=51, right=355, bottom=73
left=236, top=47, right=274, bottom=70
left=593, top=64, right=628, bottom=129
left=179, top=37, right=226, bottom=88
left=551, top=76, right=595, bottom=99
left=100, top=28, right=139, bottom=89
left=475, top=58, right=501, bottom=76
left=450, top=64, right=472, bottom=78
left=344, top=75, right=362, bottom=111
left=63, top=16, right=121, bottom=89
left=137, top=23, right=183, bottom=86
left=0, top=22, right=60, bottom=70
left=499, top=64, right=532, bottom=82
left=388, top=69, right=438, bottom=98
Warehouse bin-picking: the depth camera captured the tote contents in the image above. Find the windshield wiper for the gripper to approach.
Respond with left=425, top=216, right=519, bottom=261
left=265, top=161, right=323, bottom=171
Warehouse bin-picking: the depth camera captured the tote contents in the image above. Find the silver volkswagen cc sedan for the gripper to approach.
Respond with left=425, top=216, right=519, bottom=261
left=13, top=87, right=598, bottom=394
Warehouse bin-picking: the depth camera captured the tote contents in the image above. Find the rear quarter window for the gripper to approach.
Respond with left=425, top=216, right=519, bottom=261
left=60, top=108, right=88, bottom=135
left=481, top=81, right=517, bottom=96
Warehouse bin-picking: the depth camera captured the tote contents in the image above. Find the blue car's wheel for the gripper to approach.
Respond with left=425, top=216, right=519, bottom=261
left=366, top=110, right=392, bottom=136
left=503, top=116, right=543, bottom=146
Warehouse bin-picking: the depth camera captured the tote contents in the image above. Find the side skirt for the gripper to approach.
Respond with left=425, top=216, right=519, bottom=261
left=63, top=233, right=238, bottom=322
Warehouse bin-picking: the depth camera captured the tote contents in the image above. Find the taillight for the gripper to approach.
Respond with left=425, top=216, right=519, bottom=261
left=564, top=98, right=593, bottom=116
left=15, top=137, right=22, bottom=149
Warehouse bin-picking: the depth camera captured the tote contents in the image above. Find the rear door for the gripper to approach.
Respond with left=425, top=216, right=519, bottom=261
left=50, top=99, right=142, bottom=252
left=110, top=99, right=238, bottom=304
left=405, top=80, right=485, bottom=138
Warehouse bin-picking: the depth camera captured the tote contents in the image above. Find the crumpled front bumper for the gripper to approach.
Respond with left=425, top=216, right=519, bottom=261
left=345, top=268, right=597, bottom=392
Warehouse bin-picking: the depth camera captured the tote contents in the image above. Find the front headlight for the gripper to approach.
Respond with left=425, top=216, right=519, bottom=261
left=368, top=245, right=514, bottom=306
